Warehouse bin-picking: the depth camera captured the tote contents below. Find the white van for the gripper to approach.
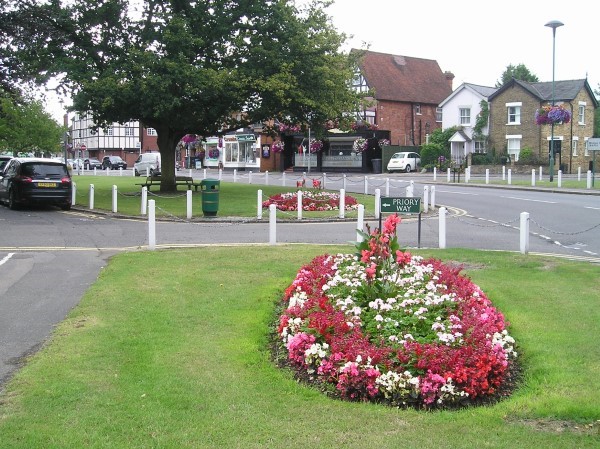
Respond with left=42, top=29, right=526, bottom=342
left=134, top=153, right=161, bottom=176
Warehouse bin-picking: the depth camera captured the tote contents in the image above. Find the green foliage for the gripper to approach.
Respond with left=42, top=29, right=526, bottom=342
left=472, top=100, right=489, bottom=139
left=5, top=0, right=361, bottom=190
left=0, top=91, right=64, bottom=154
left=516, top=147, right=540, bottom=165
left=419, top=143, right=446, bottom=167
left=496, top=63, right=539, bottom=87
left=428, top=126, right=458, bottom=152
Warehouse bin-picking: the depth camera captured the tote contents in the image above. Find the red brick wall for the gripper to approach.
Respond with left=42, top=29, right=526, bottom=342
left=376, top=100, right=441, bottom=147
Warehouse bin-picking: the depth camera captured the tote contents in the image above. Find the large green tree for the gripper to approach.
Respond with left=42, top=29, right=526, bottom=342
left=3, top=0, right=361, bottom=191
left=0, top=90, right=64, bottom=155
left=495, top=63, right=539, bottom=87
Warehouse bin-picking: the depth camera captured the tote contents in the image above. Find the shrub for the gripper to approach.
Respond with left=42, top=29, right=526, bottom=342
left=516, top=148, right=540, bottom=165
left=420, top=143, right=448, bottom=167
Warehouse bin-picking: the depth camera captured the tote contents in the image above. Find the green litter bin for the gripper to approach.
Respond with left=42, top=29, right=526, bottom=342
left=201, top=179, right=220, bottom=216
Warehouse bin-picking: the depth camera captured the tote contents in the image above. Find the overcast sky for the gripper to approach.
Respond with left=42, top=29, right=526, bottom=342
left=44, top=0, right=599, bottom=122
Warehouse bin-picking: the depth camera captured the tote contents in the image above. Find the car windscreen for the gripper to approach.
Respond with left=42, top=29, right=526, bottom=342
left=22, top=163, right=68, bottom=178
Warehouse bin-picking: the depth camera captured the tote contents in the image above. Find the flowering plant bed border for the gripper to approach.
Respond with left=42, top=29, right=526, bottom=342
left=262, top=190, right=359, bottom=212
left=273, top=215, right=519, bottom=408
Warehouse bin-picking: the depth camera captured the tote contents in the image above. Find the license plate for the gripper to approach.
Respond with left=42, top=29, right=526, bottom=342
left=38, top=182, right=57, bottom=188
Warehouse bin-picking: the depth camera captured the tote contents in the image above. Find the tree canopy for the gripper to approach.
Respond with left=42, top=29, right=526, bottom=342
left=0, top=90, right=64, bottom=156
left=495, top=63, right=539, bottom=87
left=3, top=0, right=362, bottom=190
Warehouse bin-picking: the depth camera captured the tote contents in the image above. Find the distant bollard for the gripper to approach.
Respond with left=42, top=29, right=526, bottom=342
left=430, top=185, right=436, bottom=210
left=269, top=204, right=276, bottom=245
left=89, top=184, right=95, bottom=210
left=141, top=187, right=148, bottom=215
left=72, top=182, right=77, bottom=206
left=297, top=191, right=303, bottom=220
left=186, top=190, right=192, bottom=219
left=423, top=186, right=429, bottom=213
left=112, top=185, right=117, bottom=213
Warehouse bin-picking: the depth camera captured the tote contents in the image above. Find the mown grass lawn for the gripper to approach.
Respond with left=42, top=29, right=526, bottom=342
left=69, top=175, right=377, bottom=218
left=0, top=246, right=598, bottom=448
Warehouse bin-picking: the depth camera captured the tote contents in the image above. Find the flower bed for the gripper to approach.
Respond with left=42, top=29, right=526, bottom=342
left=275, top=215, right=518, bottom=408
left=262, top=190, right=359, bottom=212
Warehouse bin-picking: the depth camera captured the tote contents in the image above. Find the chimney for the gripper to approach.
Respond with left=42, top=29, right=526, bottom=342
left=444, top=71, right=455, bottom=90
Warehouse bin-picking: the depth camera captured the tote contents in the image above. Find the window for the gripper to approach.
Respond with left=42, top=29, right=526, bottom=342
left=414, top=104, right=421, bottom=115
left=506, top=102, right=521, bottom=124
left=506, top=135, right=522, bottom=161
left=474, top=141, right=486, bottom=154
left=436, top=107, right=443, bottom=122
left=572, top=137, right=578, bottom=156
left=125, top=126, right=135, bottom=137
left=352, top=71, right=369, bottom=93
left=105, top=127, right=113, bottom=136
left=507, top=106, right=521, bottom=124
left=459, top=108, right=471, bottom=125
left=578, top=102, right=586, bottom=125
left=147, top=128, right=157, bottom=136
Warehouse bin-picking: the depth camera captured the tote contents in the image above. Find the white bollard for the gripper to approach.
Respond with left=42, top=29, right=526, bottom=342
left=374, top=188, right=380, bottom=220
left=233, top=169, right=237, bottom=183
left=106, top=167, right=110, bottom=176
left=539, top=166, right=542, bottom=181
left=93, top=167, right=97, bottom=176
left=219, top=168, right=222, bottom=180
left=71, top=182, right=76, bottom=206
left=502, top=165, right=506, bottom=180
left=447, top=168, right=451, bottom=182
left=297, top=190, right=303, bottom=220
left=430, top=185, right=436, bottom=210
left=587, top=170, right=592, bottom=189
left=146, top=167, right=150, bottom=177
left=356, top=204, right=365, bottom=242
left=531, top=169, right=536, bottom=186
left=148, top=199, right=156, bottom=250
left=339, top=188, right=346, bottom=219
left=248, top=171, right=253, bottom=184
left=141, top=187, right=147, bottom=215
left=439, top=206, right=447, bottom=249
left=322, top=173, right=327, bottom=190
left=112, top=185, right=118, bottom=213
left=508, top=169, right=512, bottom=185
left=465, top=166, right=470, bottom=183
left=132, top=168, right=135, bottom=177
left=520, top=212, right=530, bottom=254
left=265, top=171, right=269, bottom=186
left=89, top=184, right=95, bottom=210
left=385, top=178, right=390, bottom=197
left=558, top=170, right=562, bottom=188
left=189, top=169, right=193, bottom=178
left=486, top=169, right=490, bottom=184
left=578, top=166, right=581, bottom=181
left=364, top=176, right=368, bottom=194
left=423, top=186, right=429, bottom=213
left=119, top=167, right=123, bottom=177
left=343, top=174, right=347, bottom=191
left=269, top=204, right=276, bottom=245
left=257, top=189, right=263, bottom=220
left=433, top=167, right=437, bottom=181
left=186, top=190, right=192, bottom=219
left=282, top=172, right=286, bottom=187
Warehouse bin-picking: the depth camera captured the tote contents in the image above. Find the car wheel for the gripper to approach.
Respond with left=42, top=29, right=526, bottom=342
left=60, top=203, right=71, bottom=211
left=134, top=170, right=140, bottom=177
left=8, top=188, right=19, bottom=210
left=405, top=165, right=411, bottom=173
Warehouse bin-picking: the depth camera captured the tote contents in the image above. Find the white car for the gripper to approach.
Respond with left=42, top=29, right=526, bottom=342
left=387, top=151, right=421, bottom=173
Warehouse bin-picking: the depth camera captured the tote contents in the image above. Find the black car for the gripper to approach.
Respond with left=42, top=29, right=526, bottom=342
left=0, top=158, right=72, bottom=210
left=102, top=156, right=128, bottom=170
left=84, top=158, right=103, bottom=169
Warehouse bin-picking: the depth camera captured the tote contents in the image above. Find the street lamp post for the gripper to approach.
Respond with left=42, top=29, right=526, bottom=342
left=545, top=19, right=564, bottom=183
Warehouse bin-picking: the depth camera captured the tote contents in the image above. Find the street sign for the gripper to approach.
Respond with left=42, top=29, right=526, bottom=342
left=380, top=197, right=421, bottom=214
left=586, top=138, right=600, bottom=151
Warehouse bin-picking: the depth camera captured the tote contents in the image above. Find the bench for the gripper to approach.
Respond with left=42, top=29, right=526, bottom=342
left=136, top=176, right=201, bottom=191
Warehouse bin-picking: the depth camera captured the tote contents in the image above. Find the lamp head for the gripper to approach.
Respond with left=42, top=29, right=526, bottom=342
left=545, top=20, right=564, bottom=31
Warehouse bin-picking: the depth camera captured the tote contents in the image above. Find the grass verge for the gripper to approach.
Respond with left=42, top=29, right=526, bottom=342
left=0, top=247, right=599, bottom=448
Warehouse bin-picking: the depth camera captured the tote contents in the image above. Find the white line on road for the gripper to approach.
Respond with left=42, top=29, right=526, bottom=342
left=585, top=206, right=600, bottom=210
left=502, top=196, right=557, bottom=204
left=0, top=252, right=15, bottom=267
left=436, top=190, right=479, bottom=195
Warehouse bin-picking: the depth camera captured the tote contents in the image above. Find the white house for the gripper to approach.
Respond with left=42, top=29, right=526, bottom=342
left=439, top=83, right=497, bottom=163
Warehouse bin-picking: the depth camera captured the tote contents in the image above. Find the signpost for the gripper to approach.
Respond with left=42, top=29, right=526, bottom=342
left=380, top=197, right=422, bottom=247
left=587, top=138, right=600, bottom=187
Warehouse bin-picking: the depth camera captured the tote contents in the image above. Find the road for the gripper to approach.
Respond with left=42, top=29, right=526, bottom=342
left=1, top=172, right=599, bottom=389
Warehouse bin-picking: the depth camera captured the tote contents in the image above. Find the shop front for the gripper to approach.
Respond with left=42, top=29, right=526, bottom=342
left=222, top=134, right=260, bottom=171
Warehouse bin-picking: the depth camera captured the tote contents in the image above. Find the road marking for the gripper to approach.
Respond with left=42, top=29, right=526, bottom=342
left=437, top=190, right=478, bottom=196
left=585, top=206, right=600, bottom=210
left=502, top=196, right=556, bottom=204
left=0, top=252, right=15, bottom=267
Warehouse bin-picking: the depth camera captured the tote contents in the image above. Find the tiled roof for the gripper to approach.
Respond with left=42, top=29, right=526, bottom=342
left=489, top=78, right=598, bottom=107
left=465, top=83, right=498, bottom=98
left=357, top=50, right=453, bottom=104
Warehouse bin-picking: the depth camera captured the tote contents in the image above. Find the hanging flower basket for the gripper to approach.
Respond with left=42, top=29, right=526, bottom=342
left=352, top=137, right=368, bottom=153
left=309, top=139, right=323, bottom=153
left=535, top=105, right=571, bottom=125
left=181, top=134, right=198, bottom=143
left=208, top=148, right=220, bottom=158
left=271, top=141, right=284, bottom=153
left=378, top=138, right=390, bottom=147
left=276, top=123, right=301, bottom=134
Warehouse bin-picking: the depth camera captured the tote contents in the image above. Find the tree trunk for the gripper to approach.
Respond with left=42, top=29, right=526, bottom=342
left=156, top=126, right=184, bottom=192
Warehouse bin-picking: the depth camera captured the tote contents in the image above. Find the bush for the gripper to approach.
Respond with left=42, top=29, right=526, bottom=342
left=471, top=153, right=494, bottom=165
left=420, top=143, right=449, bottom=167
left=516, top=147, right=540, bottom=165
